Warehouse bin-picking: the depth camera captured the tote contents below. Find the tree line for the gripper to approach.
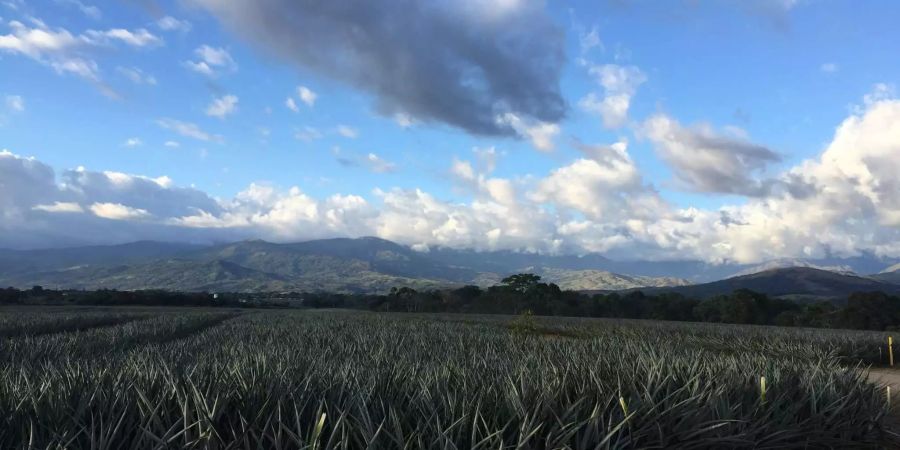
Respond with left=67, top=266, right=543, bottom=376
left=308, top=274, right=900, bottom=331
left=3, top=274, right=900, bottom=331
left=0, top=286, right=226, bottom=307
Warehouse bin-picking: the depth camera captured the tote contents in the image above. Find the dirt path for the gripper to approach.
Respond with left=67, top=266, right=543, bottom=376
left=869, top=368, right=900, bottom=392
left=868, top=368, right=900, bottom=444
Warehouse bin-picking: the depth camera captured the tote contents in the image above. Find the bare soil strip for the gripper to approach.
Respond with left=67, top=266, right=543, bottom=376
left=867, top=368, right=900, bottom=443
left=869, top=368, right=900, bottom=391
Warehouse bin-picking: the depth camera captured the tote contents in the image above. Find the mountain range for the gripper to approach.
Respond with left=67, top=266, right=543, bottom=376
left=729, top=259, right=857, bottom=278
left=0, top=237, right=898, bottom=296
left=635, top=267, right=900, bottom=300
left=873, top=263, right=900, bottom=285
left=0, top=238, right=684, bottom=293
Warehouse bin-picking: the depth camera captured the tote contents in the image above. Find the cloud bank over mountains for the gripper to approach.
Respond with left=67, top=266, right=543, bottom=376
left=3, top=95, right=899, bottom=263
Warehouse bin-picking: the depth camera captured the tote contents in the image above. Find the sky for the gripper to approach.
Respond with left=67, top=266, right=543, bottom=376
left=1, top=0, right=898, bottom=264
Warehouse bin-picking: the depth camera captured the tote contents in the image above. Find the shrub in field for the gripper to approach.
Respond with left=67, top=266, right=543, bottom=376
left=509, top=309, right=538, bottom=335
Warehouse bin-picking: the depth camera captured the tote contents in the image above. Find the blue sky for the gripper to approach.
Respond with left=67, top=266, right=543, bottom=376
left=1, top=0, right=899, bottom=263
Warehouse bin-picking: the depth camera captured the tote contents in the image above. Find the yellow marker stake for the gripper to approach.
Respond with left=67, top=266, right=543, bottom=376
left=760, top=376, right=767, bottom=403
left=888, top=386, right=892, bottom=410
left=311, top=412, right=326, bottom=450
left=890, top=336, right=894, bottom=367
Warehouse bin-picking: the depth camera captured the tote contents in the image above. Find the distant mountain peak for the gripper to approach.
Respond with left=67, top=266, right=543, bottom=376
left=524, top=266, right=690, bottom=291
left=358, top=236, right=394, bottom=242
left=641, top=266, right=899, bottom=299
left=732, top=258, right=856, bottom=278
left=872, top=263, right=900, bottom=285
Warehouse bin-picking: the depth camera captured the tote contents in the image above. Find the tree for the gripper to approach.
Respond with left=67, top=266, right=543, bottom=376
left=501, top=274, right=542, bottom=293
left=389, top=286, right=419, bottom=312
left=452, top=285, right=482, bottom=301
left=794, top=302, right=837, bottom=328
left=841, top=291, right=900, bottom=330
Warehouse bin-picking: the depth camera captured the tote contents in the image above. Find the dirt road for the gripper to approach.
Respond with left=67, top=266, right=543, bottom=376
left=869, top=368, right=900, bottom=444
left=869, top=368, right=900, bottom=393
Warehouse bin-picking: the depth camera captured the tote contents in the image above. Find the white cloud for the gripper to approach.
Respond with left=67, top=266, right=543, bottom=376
left=450, top=159, right=476, bottom=181
left=579, top=64, right=646, bottom=129
left=496, top=113, right=559, bottom=152
left=116, top=66, right=156, bottom=85
left=33, top=201, right=83, bottom=213
left=336, top=125, right=358, bottom=139
left=123, top=137, right=142, bottom=147
left=50, top=58, right=101, bottom=81
left=157, top=118, right=223, bottom=142
left=0, top=20, right=78, bottom=57
left=185, top=45, right=236, bottom=77
left=164, top=141, right=180, bottom=148
left=156, top=16, right=191, bottom=33
left=205, top=94, right=238, bottom=119
left=195, top=45, right=233, bottom=66
left=84, top=28, right=162, bottom=48
left=372, top=187, right=554, bottom=252
left=393, top=112, right=414, bottom=128
left=5, top=94, right=23, bottom=112
left=0, top=19, right=164, bottom=94
left=625, top=90, right=900, bottom=263
left=297, top=85, right=316, bottom=107
left=450, top=157, right=517, bottom=206
left=641, top=114, right=781, bottom=196
left=0, top=20, right=98, bottom=81
left=285, top=97, right=299, bottom=112
left=531, top=140, right=662, bottom=221
left=820, top=62, right=838, bottom=73
left=90, top=202, right=150, bottom=220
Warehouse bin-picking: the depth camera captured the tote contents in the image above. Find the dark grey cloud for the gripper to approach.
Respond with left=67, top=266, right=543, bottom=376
left=642, top=114, right=782, bottom=197
left=718, top=210, right=748, bottom=227
left=331, top=147, right=397, bottom=174
left=0, top=151, right=230, bottom=249
left=775, top=172, right=819, bottom=199
left=0, top=150, right=59, bottom=211
left=190, top=0, right=566, bottom=136
left=61, top=169, right=223, bottom=218
left=572, top=139, right=632, bottom=169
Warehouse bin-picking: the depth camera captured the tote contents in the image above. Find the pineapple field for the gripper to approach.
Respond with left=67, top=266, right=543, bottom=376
left=0, top=307, right=897, bottom=448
